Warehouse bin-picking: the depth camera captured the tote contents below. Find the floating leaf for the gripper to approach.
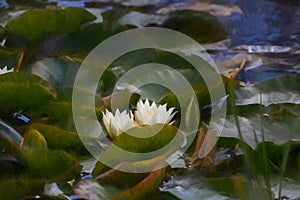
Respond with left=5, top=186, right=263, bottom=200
left=120, top=0, right=163, bottom=7
left=28, top=123, right=87, bottom=155
left=235, top=75, right=300, bottom=106
left=74, top=179, right=110, bottom=200
left=157, top=1, right=242, bottom=17
left=93, top=124, right=184, bottom=174
left=161, top=10, right=228, bottom=43
left=31, top=57, right=80, bottom=100
left=118, top=164, right=167, bottom=200
left=0, top=119, right=23, bottom=144
left=23, top=148, right=79, bottom=179
left=95, top=148, right=174, bottom=188
left=161, top=171, right=272, bottom=200
left=213, top=112, right=300, bottom=149
left=161, top=172, right=233, bottom=200
left=43, top=182, right=64, bottom=197
left=0, top=178, right=44, bottom=200
left=22, top=129, right=47, bottom=150
left=118, top=11, right=168, bottom=27
left=34, top=100, right=74, bottom=129
left=0, top=72, right=56, bottom=115
left=5, top=7, right=96, bottom=42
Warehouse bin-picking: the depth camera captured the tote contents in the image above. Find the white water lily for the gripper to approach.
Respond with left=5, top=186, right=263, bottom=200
left=135, top=99, right=177, bottom=125
left=102, top=109, right=136, bottom=139
left=0, top=66, right=14, bottom=75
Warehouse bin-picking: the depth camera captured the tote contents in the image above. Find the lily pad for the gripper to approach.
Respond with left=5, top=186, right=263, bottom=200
left=0, top=178, right=44, bottom=200
left=157, top=1, right=242, bottom=17
left=23, top=148, right=79, bottom=179
left=36, top=100, right=74, bottom=129
left=235, top=75, right=300, bottom=106
left=0, top=72, right=56, bottom=115
left=93, top=124, right=184, bottom=174
left=0, top=119, right=22, bottom=144
left=118, top=11, right=168, bottom=27
left=20, top=123, right=80, bottom=179
left=5, top=7, right=96, bottom=42
left=31, top=57, right=80, bottom=100
left=28, top=123, right=88, bottom=155
left=161, top=10, right=228, bottom=43
left=161, top=171, right=273, bottom=200
left=22, top=129, right=47, bottom=150
left=213, top=113, right=300, bottom=149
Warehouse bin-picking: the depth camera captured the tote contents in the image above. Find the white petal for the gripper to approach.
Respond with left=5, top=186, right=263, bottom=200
left=102, top=110, right=112, bottom=134
left=144, top=99, right=150, bottom=107
left=135, top=99, right=177, bottom=125
left=156, top=105, right=168, bottom=124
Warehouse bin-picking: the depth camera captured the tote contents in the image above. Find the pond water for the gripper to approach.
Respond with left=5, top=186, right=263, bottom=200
left=1, top=0, right=300, bottom=199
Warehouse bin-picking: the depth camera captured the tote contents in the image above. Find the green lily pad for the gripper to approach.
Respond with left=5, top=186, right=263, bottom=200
left=34, top=100, right=74, bottom=130
left=59, top=23, right=107, bottom=55
left=28, top=123, right=88, bottom=155
left=23, top=148, right=79, bottom=179
left=22, top=129, right=47, bottom=150
left=5, top=7, right=96, bottom=42
left=21, top=123, right=80, bottom=179
left=0, top=178, right=44, bottom=200
left=93, top=124, right=184, bottom=174
left=31, top=57, right=80, bottom=100
left=161, top=10, right=228, bottom=43
left=0, top=72, right=56, bottom=115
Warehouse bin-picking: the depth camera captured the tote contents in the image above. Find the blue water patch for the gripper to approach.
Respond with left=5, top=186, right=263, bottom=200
left=0, top=0, right=9, bottom=9
left=57, top=1, right=85, bottom=7
left=214, top=0, right=297, bottom=46
left=236, top=65, right=300, bottom=83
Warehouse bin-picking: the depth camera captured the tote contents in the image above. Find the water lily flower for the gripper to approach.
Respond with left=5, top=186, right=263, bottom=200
left=0, top=66, right=14, bottom=75
left=135, top=99, right=177, bottom=125
left=102, top=109, right=136, bottom=139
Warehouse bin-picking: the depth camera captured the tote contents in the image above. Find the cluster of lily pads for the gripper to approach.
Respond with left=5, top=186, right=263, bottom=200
left=1, top=1, right=300, bottom=200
